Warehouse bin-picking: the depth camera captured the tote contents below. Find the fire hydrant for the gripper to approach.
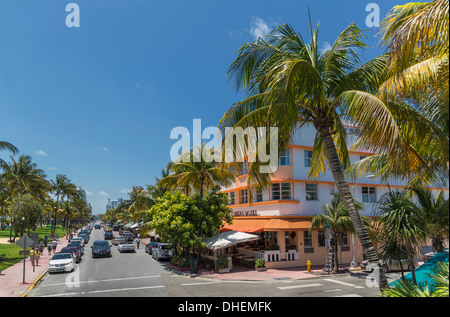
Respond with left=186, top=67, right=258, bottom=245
left=307, top=260, right=311, bottom=272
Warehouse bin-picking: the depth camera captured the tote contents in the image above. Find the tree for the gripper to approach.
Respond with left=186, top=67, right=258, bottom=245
left=0, top=140, right=18, bottom=169
left=310, top=193, right=365, bottom=272
left=50, top=174, right=76, bottom=234
left=374, top=190, right=426, bottom=285
left=409, top=187, right=449, bottom=253
left=7, top=194, right=42, bottom=239
left=220, top=20, right=391, bottom=289
left=159, top=145, right=235, bottom=198
left=1, top=155, right=50, bottom=201
left=149, top=187, right=233, bottom=261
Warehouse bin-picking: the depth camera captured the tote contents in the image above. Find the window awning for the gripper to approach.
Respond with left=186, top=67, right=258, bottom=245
left=221, top=216, right=312, bottom=233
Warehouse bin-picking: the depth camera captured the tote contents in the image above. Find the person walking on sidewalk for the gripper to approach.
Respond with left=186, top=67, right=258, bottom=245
left=47, top=242, right=52, bottom=255
left=51, top=240, right=57, bottom=254
left=34, top=248, right=40, bottom=266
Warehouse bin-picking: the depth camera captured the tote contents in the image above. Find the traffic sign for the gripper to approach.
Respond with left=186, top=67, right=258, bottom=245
left=16, top=236, right=35, bottom=249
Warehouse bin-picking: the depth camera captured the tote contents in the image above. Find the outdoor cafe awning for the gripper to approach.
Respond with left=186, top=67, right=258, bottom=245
left=221, top=216, right=312, bottom=233
left=204, top=231, right=260, bottom=250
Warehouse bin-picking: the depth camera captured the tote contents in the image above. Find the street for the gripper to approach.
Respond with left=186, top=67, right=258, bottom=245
left=26, top=227, right=386, bottom=298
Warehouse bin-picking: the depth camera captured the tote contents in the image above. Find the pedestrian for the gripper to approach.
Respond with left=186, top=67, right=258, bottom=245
left=35, top=248, right=40, bottom=266
left=30, top=248, right=35, bottom=266
left=47, top=242, right=52, bottom=255
left=44, top=236, right=48, bottom=247
left=38, top=241, right=44, bottom=254
left=136, top=237, right=141, bottom=249
left=52, top=240, right=57, bottom=253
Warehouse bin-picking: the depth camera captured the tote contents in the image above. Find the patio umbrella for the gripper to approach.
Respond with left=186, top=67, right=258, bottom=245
left=204, top=231, right=260, bottom=250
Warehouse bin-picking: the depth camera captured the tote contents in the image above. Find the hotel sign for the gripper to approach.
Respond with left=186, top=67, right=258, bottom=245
left=232, top=210, right=259, bottom=217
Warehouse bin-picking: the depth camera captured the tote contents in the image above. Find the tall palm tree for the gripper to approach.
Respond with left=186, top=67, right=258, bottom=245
left=1, top=155, right=50, bottom=201
left=159, top=145, right=235, bottom=198
left=310, top=194, right=365, bottom=272
left=220, top=20, right=392, bottom=289
left=50, top=174, right=75, bottom=234
left=117, top=186, right=154, bottom=223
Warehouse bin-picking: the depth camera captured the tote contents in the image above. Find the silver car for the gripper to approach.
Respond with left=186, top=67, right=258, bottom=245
left=152, top=243, right=172, bottom=261
left=362, top=258, right=419, bottom=273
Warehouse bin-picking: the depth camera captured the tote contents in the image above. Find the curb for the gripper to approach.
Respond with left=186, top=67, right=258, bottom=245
left=19, top=269, right=48, bottom=297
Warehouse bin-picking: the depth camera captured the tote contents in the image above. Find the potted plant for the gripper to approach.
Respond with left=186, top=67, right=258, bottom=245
left=255, top=258, right=267, bottom=272
left=216, top=256, right=230, bottom=273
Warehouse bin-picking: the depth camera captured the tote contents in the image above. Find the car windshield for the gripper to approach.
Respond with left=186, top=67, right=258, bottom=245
left=160, top=245, right=170, bottom=249
left=93, top=242, right=109, bottom=248
left=52, top=254, right=72, bottom=260
left=61, top=248, right=77, bottom=252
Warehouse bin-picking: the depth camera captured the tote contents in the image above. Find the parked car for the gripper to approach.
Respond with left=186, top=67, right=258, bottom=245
left=91, top=240, right=112, bottom=258
left=67, top=241, right=84, bottom=255
left=48, top=253, right=76, bottom=273
left=112, top=235, right=126, bottom=246
left=104, top=231, right=114, bottom=240
left=118, top=241, right=136, bottom=253
left=78, top=233, right=89, bottom=244
left=361, top=258, right=419, bottom=273
left=95, top=224, right=101, bottom=229
left=112, top=224, right=120, bottom=231
left=71, top=237, right=85, bottom=247
left=60, top=247, right=81, bottom=263
left=152, top=243, right=172, bottom=261
left=145, top=242, right=159, bottom=255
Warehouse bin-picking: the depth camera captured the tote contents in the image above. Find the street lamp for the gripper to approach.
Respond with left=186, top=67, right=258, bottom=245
left=350, top=174, right=375, bottom=269
left=21, top=217, right=25, bottom=237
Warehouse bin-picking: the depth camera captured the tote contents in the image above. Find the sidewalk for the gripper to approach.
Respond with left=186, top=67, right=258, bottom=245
left=0, top=234, right=72, bottom=297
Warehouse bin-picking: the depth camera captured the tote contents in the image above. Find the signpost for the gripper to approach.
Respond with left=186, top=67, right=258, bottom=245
left=16, top=236, right=36, bottom=284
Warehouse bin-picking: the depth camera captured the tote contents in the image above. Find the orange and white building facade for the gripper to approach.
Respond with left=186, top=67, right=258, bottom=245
left=221, top=124, right=449, bottom=269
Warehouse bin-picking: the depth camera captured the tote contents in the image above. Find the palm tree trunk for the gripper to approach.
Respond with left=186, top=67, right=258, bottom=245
left=321, top=128, right=389, bottom=290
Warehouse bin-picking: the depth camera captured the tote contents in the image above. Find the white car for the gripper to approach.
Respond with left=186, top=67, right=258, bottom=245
left=362, top=258, right=419, bottom=273
left=118, top=241, right=136, bottom=253
left=48, top=253, right=76, bottom=273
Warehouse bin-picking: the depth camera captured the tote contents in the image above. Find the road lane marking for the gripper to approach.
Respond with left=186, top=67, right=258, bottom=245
left=333, top=294, right=363, bottom=297
left=323, top=279, right=364, bottom=289
left=323, top=288, right=342, bottom=293
left=181, top=281, right=222, bottom=286
left=41, top=275, right=160, bottom=287
left=277, top=283, right=323, bottom=290
left=88, top=285, right=165, bottom=294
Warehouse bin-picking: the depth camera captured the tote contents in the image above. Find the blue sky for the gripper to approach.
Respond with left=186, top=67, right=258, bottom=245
left=0, top=0, right=406, bottom=213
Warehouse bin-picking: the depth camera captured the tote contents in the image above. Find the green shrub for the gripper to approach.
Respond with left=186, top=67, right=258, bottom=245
left=255, top=258, right=266, bottom=268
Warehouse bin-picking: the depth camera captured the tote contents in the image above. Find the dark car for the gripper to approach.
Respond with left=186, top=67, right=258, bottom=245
left=91, top=240, right=112, bottom=258
left=78, top=233, right=89, bottom=244
left=112, top=225, right=120, bottom=231
left=104, top=231, right=114, bottom=240
left=145, top=242, right=159, bottom=255
left=60, top=246, right=81, bottom=263
left=94, top=224, right=101, bottom=229
left=67, top=242, right=83, bottom=256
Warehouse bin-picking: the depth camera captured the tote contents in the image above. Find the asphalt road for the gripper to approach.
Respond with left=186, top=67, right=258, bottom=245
left=28, top=227, right=383, bottom=299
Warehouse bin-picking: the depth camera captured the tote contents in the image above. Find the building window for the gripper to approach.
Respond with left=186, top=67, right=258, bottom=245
left=240, top=161, right=248, bottom=175
left=228, top=191, right=235, bottom=205
left=304, top=150, right=313, bottom=167
left=240, top=189, right=248, bottom=204
left=305, top=183, right=318, bottom=201
left=329, top=184, right=336, bottom=196
left=340, top=234, right=350, bottom=252
left=254, top=187, right=263, bottom=202
left=362, top=186, right=377, bottom=203
left=318, top=231, right=326, bottom=247
left=272, top=183, right=292, bottom=200
left=304, top=231, right=314, bottom=253
left=279, top=149, right=291, bottom=166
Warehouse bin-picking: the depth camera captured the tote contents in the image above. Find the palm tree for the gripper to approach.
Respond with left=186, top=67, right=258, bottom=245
left=350, top=0, right=449, bottom=187
left=1, top=155, right=50, bottom=201
left=50, top=174, right=76, bottom=234
left=220, top=20, right=392, bottom=289
left=409, top=187, right=449, bottom=253
left=310, top=194, right=365, bottom=272
left=118, top=186, right=154, bottom=223
left=0, top=141, right=19, bottom=169
left=374, top=190, right=426, bottom=285
left=159, top=145, right=235, bottom=198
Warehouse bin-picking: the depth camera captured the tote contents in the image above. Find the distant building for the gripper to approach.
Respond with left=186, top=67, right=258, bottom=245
left=77, top=186, right=87, bottom=202
left=106, top=198, right=123, bottom=211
